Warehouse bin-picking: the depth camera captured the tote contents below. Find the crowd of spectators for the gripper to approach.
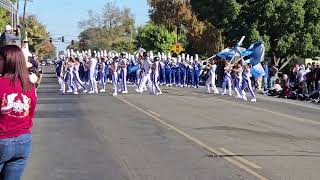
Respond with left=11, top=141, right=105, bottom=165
left=263, top=62, right=320, bottom=103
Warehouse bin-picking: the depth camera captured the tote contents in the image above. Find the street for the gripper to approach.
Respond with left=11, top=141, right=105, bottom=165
left=24, top=67, right=320, bottom=180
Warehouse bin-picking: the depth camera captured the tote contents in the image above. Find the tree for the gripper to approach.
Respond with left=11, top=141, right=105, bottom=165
left=78, top=2, right=136, bottom=50
left=148, top=0, right=182, bottom=30
left=24, top=15, right=55, bottom=59
left=136, top=23, right=176, bottom=53
left=190, top=0, right=320, bottom=70
left=148, top=0, right=223, bottom=56
left=111, top=41, right=136, bottom=54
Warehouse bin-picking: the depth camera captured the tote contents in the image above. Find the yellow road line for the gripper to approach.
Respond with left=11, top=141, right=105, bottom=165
left=219, top=148, right=262, bottom=169
left=109, top=93, right=269, bottom=180
left=147, top=109, right=161, bottom=117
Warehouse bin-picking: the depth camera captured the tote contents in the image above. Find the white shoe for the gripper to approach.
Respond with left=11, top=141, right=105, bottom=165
left=229, top=93, right=232, bottom=96
left=88, top=91, right=95, bottom=94
left=100, top=89, right=106, bottom=93
left=113, top=92, right=118, bottom=96
left=73, top=91, right=78, bottom=95
left=83, top=90, right=88, bottom=93
left=122, top=91, right=128, bottom=94
left=135, top=89, right=141, bottom=93
left=66, top=90, right=73, bottom=93
left=214, top=91, right=220, bottom=94
left=235, top=95, right=242, bottom=99
left=155, top=92, right=162, bottom=95
left=221, top=92, right=226, bottom=95
left=243, top=96, right=248, bottom=101
left=251, top=99, right=257, bottom=102
left=180, top=85, right=184, bottom=88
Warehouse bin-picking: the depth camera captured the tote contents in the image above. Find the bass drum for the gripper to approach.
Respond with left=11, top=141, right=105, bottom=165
left=128, top=64, right=140, bottom=75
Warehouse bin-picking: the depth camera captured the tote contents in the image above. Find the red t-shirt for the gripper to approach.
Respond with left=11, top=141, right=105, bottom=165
left=0, top=77, right=37, bottom=139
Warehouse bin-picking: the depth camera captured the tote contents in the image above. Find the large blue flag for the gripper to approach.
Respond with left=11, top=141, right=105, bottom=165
left=251, top=63, right=266, bottom=79
left=216, top=36, right=246, bottom=61
left=217, top=46, right=246, bottom=61
left=240, top=42, right=265, bottom=66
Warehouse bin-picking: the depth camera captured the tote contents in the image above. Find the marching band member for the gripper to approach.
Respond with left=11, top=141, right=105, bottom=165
left=98, top=57, right=107, bottom=93
left=165, top=54, right=172, bottom=86
left=135, top=53, right=143, bottom=89
left=177, top=55, right=182, bottom=87
left=110, top=56, right=119, bottom=96
left=73, top=57, right=87, bottom=91
left=64, top=57, right=78, bottom=94
left=233, top=63, right=243, bottom=98
left=205, top=59, right=219, bottom=94
left=136, top=52, right=153, bottom=93
left=88, top=52, right=98, bottom=94
left=194, top=54, right=201, bottom=88
left=56, top=56, right=66, bottom=93
left=119, top=53, right=128, bottom=94
left=182, top=54, right=189, bottom=87
left=241, top=63, right=257, bottom=102
left=171, top=56, right=177, bottom=86
left=189, top=56, right=195, bottom=87
left=221, top=61, right=233, bottom=96
left=152, top=57, right=162, bottom=95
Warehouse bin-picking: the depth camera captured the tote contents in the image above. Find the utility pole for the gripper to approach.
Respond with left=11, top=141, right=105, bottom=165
left=22, top=0, right=27, bottom=27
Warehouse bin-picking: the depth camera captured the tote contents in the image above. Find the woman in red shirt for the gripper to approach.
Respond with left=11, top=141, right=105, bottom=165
left=0, top=45, right=37, bottom=180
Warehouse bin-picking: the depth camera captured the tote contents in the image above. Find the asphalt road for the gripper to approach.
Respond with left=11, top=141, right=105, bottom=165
left=24, top=67, right=320, bottom=180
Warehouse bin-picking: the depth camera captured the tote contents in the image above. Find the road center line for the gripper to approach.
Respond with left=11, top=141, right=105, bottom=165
left=219, top=148, right=262, bottom=169
left=108, top=92, right=269, bottom=180
left=147, top=109, right=161, bottom=117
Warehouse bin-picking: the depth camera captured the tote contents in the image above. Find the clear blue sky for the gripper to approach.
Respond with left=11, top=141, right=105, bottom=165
left=26, top=0, right=150, bottom=50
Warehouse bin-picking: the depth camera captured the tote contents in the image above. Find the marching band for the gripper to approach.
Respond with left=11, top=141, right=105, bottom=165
left=55, top=49, right=257, bottom=102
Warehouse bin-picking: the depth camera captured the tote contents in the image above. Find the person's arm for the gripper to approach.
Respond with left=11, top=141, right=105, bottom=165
left=110, top=63, right=116, bottom=72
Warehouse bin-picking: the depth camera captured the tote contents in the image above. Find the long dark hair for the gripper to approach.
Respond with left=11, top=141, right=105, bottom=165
left=0, top=45, right=33, bottom=92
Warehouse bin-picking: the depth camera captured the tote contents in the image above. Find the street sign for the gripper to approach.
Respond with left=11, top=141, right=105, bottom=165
left=171, top=43, right=184, bottom=54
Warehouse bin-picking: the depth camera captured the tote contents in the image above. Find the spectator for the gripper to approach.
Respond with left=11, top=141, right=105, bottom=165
left=267, top=79, right=282, bottom=96
left=305, top=63, right=313, bottom=94
left=0, top=25, right=20, bottom=47
left=281, top=74, right=291, bottom=98
left=0, top=45, right=37, bottom=180
left=315, top=65, right=320, bottom=91
left=269, top=64, right=278, bottom=88
left=262, top=62, right=270, bottom=91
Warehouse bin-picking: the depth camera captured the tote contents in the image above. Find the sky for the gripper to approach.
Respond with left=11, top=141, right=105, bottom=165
left=26, top=0, right=150, bottom=50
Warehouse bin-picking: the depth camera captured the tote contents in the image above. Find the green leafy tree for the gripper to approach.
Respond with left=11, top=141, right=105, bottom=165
left=111, top=41, right=136, bottom=54
left=148, top=0, right=223, bottom=56
left=24, top=15, right=55, bottom=59
left=190, top=0, right=320, bottom=70
left=136, top=23, right=176, bottom=53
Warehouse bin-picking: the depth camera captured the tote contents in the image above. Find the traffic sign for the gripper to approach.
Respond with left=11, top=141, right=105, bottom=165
left=171, top=43, right=184, bottom=54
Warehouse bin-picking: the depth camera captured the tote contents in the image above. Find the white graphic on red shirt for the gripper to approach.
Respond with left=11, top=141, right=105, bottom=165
left=1, top=93, right=31, bottom=118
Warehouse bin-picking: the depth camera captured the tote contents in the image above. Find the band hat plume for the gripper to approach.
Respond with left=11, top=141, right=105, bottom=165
left=181, top=53, right=185, bottom=60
